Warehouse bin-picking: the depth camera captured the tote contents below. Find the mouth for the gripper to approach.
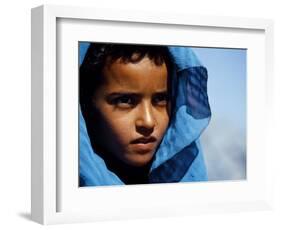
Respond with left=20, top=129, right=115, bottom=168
left=130, top=136, right=157, bottom=153
left=131, top=136, right=157, bottom=144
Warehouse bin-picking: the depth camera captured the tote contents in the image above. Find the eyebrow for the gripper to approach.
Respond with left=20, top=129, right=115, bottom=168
left=153, top=91, right=168, bottom=95
left=105, top=92, right=138, bottom=103
left=105, top=91, right=169, bottom=105
left=107, top=90, right=168, bottom=97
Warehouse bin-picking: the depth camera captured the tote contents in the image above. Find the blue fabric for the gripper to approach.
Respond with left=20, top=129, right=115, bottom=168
left=79, top=108, right=123, bottom=186
left=79, top=44, right=211, bottom=186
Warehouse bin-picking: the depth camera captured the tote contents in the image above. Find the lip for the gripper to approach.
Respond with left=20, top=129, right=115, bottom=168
left=131, top=136, right=157, bottom=144
left=130, top=136, right=157, bottom=153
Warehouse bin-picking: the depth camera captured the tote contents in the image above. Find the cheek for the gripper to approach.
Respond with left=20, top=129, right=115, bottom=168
left=102, top=114, right=134, bottom=145
left=156, top=110, right=170, bottom=137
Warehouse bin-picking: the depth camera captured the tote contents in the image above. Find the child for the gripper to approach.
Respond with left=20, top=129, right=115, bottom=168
left=79, top=43, right=211, bottom=186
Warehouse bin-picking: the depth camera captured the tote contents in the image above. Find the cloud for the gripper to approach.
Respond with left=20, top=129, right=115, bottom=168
left=200, top=116, right=246, bottom=181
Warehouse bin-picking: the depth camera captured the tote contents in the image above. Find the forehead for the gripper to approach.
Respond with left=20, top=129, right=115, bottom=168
left=101, top=57, right=168, bottom=92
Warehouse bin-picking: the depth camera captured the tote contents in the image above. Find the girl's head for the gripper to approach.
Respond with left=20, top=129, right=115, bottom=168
left=80, top=44, right=172, bottom=167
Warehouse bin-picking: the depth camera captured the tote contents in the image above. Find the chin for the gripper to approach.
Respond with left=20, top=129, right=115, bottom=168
left=124, top=153, right=154, bottom=167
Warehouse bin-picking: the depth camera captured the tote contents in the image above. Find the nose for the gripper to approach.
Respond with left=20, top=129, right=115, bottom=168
left=135, top=101, right=155, bottom=135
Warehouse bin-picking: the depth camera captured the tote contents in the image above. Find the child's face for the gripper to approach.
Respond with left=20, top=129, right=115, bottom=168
left=91, top=56, right=170, bottom=167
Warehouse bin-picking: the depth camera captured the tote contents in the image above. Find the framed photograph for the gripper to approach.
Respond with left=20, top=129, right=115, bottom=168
left=31, top=5, right=274, bottom=225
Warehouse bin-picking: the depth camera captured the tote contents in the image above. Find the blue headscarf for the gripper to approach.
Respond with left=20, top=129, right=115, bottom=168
left=79, top=44, right=211, bottom=186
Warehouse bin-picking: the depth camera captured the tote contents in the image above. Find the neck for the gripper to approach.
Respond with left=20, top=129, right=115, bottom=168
left=100, top=149, right=152, bottom=185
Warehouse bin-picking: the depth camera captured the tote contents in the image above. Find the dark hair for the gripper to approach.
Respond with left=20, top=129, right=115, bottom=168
left=79, top=43, right=172, bottom=112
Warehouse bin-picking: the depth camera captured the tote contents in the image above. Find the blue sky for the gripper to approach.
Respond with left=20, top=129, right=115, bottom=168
left=192, top=47, right=246, bottom=132
left=192, top=47, right=246, bottom=180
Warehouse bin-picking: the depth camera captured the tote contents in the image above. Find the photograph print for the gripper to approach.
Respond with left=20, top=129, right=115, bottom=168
left=79, top=42, right=246, bottom=186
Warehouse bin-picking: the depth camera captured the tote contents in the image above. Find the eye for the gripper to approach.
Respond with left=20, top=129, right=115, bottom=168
left=115, top=95, right=133, bottom=104
left=152, top=93, right=168, bottom=106
left=112, top=95, right=138, bottom=109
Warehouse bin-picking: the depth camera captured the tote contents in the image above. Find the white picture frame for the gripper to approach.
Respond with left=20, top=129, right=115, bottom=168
left=31, top=4, right=274, bottom=225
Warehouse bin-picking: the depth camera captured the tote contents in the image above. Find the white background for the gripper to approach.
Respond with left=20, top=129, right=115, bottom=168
left=0, top=0, right=280, bottom=229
